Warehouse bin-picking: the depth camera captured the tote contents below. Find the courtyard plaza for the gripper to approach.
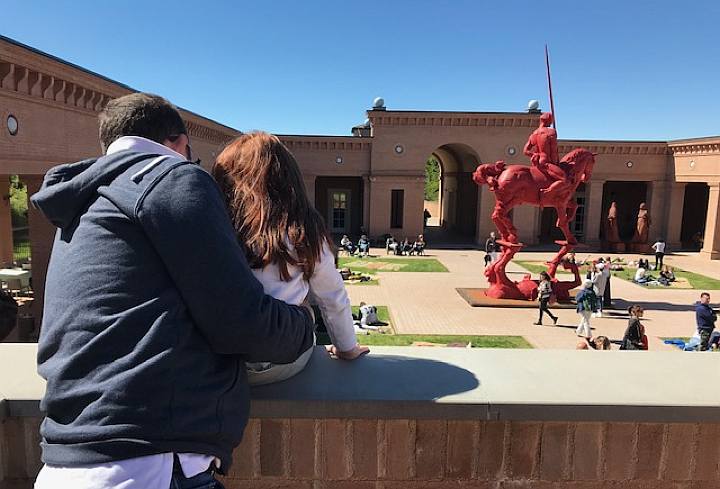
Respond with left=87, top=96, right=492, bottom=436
left=344, top=248, right=718, bottom=350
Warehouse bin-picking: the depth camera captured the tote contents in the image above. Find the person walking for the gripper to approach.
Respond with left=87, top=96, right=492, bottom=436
left=575, top=279, right=598, bottom=338
left=603, top=256, right=612, bottom=308
left=591, top=263, right=609, bottom=317
left=534, top=272, right=558, bottom=325
left=695, top=292, right=717, bottom=351
left=31, top=93, right=315, bottom=489
left=652, top=238, right=666, bottom=270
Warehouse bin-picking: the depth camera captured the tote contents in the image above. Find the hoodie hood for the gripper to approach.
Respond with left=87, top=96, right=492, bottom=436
left=30, top=151, right=158, bottom=230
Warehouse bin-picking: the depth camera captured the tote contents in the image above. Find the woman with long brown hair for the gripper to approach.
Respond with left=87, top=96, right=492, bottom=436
left=212, top=132, right=368, bottom=384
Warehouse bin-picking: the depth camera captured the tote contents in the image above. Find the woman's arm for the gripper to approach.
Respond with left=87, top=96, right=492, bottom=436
left=309, top=241, right=367, bottom=357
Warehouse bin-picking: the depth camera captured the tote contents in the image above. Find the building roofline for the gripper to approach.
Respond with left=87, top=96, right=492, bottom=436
left=559, top=138, right=669, bottom=145
left=668, top=135, right=720, bottom=145
left=277, top=134, right=372, bottom=139
left=368, top=109, right=538, bottom=116
left=0, top=34, right=135, bottom=91
left=0, top=34, right=241, bottom=135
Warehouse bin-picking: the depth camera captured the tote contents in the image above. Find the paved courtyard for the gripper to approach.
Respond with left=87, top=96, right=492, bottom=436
left=345, top=248, right=720, bottom=350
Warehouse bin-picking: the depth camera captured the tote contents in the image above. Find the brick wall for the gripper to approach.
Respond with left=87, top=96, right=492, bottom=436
left=3, top=416, right=718, bottom=488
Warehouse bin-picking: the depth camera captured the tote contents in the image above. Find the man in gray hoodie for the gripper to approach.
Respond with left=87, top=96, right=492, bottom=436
left=31, top=93, right=314, bottom=489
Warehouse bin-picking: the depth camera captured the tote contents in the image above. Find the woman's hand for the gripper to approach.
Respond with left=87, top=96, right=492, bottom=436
left=326, top=344, right=370, bottom=360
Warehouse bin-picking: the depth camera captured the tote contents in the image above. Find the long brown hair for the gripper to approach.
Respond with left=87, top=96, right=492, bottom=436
left=212, top=132, right=329, bottom=281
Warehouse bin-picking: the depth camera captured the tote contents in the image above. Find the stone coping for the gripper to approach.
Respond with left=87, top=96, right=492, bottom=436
left=1, top=344, right=718, bottom=422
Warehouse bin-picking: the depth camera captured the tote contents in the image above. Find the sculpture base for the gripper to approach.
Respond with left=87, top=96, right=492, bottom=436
left=457, top=288, right=578, bottom=308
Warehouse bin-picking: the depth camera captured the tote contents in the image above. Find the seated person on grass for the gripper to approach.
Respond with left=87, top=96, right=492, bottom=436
left=634, top=266, right=653, bottom=284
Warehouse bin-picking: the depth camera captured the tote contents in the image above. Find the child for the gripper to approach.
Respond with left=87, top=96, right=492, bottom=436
left=212, top=132, right=369, bottom=385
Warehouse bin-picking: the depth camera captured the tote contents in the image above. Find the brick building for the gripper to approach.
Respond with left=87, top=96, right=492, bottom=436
left=2, top=34, right=720, bottom=319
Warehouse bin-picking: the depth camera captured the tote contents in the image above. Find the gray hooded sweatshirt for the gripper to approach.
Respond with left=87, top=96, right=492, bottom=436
left=30, top=145, right=314, bottom=472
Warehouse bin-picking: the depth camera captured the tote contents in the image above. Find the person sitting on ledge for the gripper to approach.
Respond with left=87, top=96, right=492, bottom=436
left=212, top=131, right=369, bottom=385
left=31, top=93, right=316, bottom=489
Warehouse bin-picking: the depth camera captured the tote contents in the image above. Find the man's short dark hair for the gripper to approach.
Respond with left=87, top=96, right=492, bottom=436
left=701, top=292, right=710, bottom=298
left=99, top=93, right=187, bottom=152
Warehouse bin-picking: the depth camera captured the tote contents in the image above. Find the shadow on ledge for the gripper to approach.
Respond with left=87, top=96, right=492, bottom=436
left=250, top=346, right=480, bottom=418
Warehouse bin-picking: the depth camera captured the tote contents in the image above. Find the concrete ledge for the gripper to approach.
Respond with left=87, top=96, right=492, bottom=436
left=1, top=344, right=719, bottom=423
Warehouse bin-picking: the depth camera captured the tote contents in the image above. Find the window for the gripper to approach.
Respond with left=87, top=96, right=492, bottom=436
left=329, top=190, right=350, bottom=233
left=391, top=189, right=404, bottom=229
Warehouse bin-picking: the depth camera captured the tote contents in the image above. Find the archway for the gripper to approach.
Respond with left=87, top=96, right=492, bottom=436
left=423, top=143, right=480, bottom=244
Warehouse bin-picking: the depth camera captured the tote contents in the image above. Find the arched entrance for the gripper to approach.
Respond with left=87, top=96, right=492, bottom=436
left=423, top=143, right=480, bottom=244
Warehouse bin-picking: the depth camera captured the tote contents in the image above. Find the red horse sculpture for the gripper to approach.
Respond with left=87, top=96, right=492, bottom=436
left=473, top=147, right=596, bottom=300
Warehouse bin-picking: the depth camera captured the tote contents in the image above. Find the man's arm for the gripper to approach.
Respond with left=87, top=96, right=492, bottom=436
left=136, top=164, right=314, bottom=362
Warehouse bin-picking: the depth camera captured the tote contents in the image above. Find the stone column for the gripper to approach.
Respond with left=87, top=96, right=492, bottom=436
left=25, top=175, right=56, bottom=321
left=665, top=182, right=686, bottom=250
left=583, top=179, right=605, bottom=246
left=0, top=176, right=13, bottom=267
left=648, top=180, right=669, bottom=243
left=700, top=183, right=720, bottom=260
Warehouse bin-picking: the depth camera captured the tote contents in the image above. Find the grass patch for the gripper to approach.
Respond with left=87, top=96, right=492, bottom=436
left=611, top=267, right=720, bottom=290
left=338, top=256, right=448, bottom=273
left=514, top=260, right=549, bottom=275
left=357, top=335, right=532, bottom=349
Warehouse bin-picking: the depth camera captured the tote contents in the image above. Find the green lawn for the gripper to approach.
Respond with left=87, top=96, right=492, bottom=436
left=338, top=256, right=448, bottom=274
left=357, top=334, right=532, bottom=349
left=611, top=267, right=720, bottom=290
left=514, top=260, right=550, bottom=275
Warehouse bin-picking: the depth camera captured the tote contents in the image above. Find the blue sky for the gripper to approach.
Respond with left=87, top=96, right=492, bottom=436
left=4, top=1, right=718, bottom=140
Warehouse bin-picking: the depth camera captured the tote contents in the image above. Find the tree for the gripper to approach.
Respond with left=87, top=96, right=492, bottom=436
left=9, top=175, right=28, bottom=228
left=424, top=157, right=440, bottom=201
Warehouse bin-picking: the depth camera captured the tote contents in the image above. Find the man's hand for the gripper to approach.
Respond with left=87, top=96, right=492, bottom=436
left=326, top=344, right=370, bottom=360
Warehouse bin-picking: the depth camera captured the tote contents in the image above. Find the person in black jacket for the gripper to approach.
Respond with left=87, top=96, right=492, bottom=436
left=695, top=292, right=717, bottom=351
left=621, top=305, right=646, bottom=350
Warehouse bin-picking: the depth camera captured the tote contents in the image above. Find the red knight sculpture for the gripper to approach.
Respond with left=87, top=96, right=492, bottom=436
left=472, top=112, right=596, bottom=300
left=523, top=112, right=567, bottom=196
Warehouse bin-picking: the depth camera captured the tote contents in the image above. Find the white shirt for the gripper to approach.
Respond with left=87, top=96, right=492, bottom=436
left=251, top=241, right=357, bottom=352
left=652, top=241, right=666, bottom=253
left=634, top=268, right=646, bottom=281
left=36, top=136, right=215, bottom=489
